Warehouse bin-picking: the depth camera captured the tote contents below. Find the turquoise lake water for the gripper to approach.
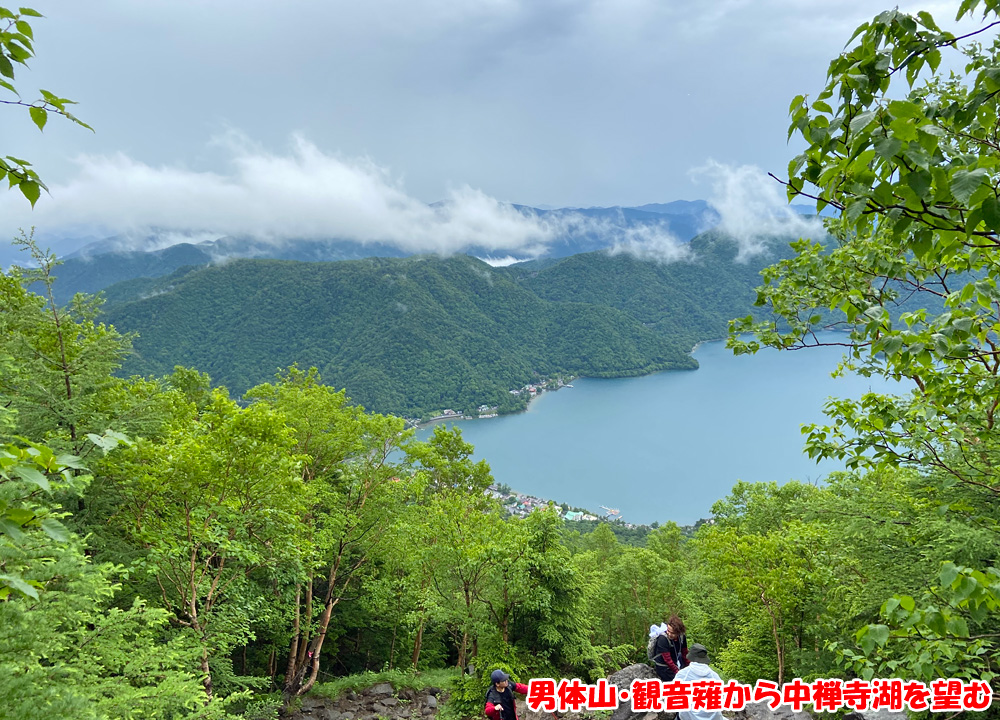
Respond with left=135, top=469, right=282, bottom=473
left=416, top=336, right=901, bottom=526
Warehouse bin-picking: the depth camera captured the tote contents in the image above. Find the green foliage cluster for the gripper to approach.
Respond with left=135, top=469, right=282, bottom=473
left=728, top=0, right=1000, bottom=694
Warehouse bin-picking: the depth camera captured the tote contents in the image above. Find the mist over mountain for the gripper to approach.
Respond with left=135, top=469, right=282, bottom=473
left=29, top=200, right=725, bottom=303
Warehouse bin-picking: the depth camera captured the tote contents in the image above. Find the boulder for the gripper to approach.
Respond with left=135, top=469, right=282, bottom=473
left=606, top=664, right=673, bottom=720
left=730, top=702, right=812, bottom=720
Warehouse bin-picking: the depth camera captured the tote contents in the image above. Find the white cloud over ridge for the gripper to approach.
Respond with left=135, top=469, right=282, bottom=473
left=0, top=134, right=565, bottom=257
left=606, top=223, right=692, bottom=264
left=693, top=160, right=826, bottom=261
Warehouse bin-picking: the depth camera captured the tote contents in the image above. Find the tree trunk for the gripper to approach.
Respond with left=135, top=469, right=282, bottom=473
left=412, top=613, right=426, bottom=669
left=200, top=644, right=214, bottom=701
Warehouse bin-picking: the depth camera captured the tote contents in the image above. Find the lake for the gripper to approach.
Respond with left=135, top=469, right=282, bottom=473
left=416, top=335, right=901, bottom=526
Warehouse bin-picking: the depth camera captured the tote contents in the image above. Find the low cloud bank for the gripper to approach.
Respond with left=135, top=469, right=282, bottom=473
left=607, top=222, right=692, bottom=263
left=1, top=138, right=825, bottom=267
left=693, top=160, right=825, bottom=260
left=0, top=134, right=563, bottom=257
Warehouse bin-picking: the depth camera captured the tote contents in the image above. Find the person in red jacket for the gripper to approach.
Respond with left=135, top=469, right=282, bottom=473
left=485, top=669, right=528, bottom=720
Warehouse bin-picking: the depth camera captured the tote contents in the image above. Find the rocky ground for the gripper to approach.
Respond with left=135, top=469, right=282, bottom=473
left=288, top=683, right=445, bottom=720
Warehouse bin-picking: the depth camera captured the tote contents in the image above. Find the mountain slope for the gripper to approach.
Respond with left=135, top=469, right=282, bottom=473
left=103, top=255, right=694, bottom=417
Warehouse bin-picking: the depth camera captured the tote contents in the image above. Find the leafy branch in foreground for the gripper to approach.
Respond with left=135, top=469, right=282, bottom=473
left=0, top=6, right=92, bottom=206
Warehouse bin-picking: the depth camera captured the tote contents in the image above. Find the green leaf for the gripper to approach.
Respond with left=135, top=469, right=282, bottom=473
left=18, top=8, right=44, bottom=18
left=19, top=179, right=40, bottom=206
left=868, top=624, right=890, bottom=647
left=13, top=464, right=50, bottom=491
left=0, top=518, right=26, bottom=542
left=0, top=54, right=13, bottom=80
left=940, top=562, right=960, bottom=587
left=850, top=110, right=877, bottom=135
left=951, top=168, right=988, bottom=204
left=906, top=169, right=932, bottom=199
left=28, top=105, right=46, bottom=131
left=874, top=135, right=902, bottom=159
left=982, top=196, right=1000, bottom=232
left=54, top=453, right=86, bottom=470
left=881, top=336, right=903, bottom=355
left=0, top=574, right=38, bottom=599
left=40, top=518, right=68, bottom=542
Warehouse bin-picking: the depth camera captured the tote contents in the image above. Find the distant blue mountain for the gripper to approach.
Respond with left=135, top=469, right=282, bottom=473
left=23, top=199, right=723, bottom=302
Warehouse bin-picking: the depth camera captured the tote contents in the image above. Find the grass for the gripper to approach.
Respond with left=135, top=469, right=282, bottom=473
left=311, top=667, right=460, bottom=700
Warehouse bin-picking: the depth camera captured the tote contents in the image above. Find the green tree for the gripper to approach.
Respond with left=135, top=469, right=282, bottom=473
left=404, top=425, right=502, bottom=671
left=246, top=367, right=410, bottom=702
left=101, top=390, right=308, bottom=701
left=0, top=439, right=229, bottom=720
left=730, top=0, right=1000, bottom=684
left=1, top=234, right=132, bottom=451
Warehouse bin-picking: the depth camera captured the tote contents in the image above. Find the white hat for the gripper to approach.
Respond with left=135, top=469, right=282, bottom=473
left=648, top=624, right=660, bottom=639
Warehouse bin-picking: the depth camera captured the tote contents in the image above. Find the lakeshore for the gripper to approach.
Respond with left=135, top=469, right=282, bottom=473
left=415, top=334, right=901, bottom=526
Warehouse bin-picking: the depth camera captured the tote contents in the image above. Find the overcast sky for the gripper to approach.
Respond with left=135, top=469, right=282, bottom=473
left=0, top=0, right=973, bottom=258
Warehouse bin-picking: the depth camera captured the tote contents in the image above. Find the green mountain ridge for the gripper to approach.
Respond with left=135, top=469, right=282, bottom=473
left=100, top=231, right=797, bottom=418
left=102, top=255, right=689, bottom=417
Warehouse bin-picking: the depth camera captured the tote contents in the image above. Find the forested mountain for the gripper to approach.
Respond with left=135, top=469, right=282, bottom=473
left=506, top=229, right=783, bottom=349
left=31, top=201, right=719, bottom=303
left=98, top=230, right=795, bottom=418
left=101, top=254, right=698, bottom=417
left=39, top=242, right=215, bottom=304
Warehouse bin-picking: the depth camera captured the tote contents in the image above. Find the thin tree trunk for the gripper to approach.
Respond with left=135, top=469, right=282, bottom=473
left=200, top=644, right=214, bottom=701
left=412, top=613, right=426, bottom=669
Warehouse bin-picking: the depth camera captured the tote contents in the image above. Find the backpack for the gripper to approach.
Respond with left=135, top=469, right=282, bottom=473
left=646, top=636, right=658, bottom=663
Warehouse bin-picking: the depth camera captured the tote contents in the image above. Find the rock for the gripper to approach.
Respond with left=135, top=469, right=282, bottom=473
left=856, top=711, right=908, bottom=720
left=731, top=702, right=812, bottom=720
left=607, top=664, right=670, bottom=720
left=426, top=687, right=442, bottom=697
left=370, top=683, right=395, bottom=696
left=425, top=695, right=438, bottom=709
left=382, top=697, right=399, bottom=707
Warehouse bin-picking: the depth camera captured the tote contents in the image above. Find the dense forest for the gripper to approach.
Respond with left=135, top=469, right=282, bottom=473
left=3, top=2, right=1000, bottom=719
left=93, top=230, right=798, bottom=419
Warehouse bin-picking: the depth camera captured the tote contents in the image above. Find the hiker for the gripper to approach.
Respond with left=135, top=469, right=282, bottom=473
left=651, top=615, right=688, bottom=681
left=673, top=644, right=723, bottom=720
left=485, top=669, right=529, bottom=720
